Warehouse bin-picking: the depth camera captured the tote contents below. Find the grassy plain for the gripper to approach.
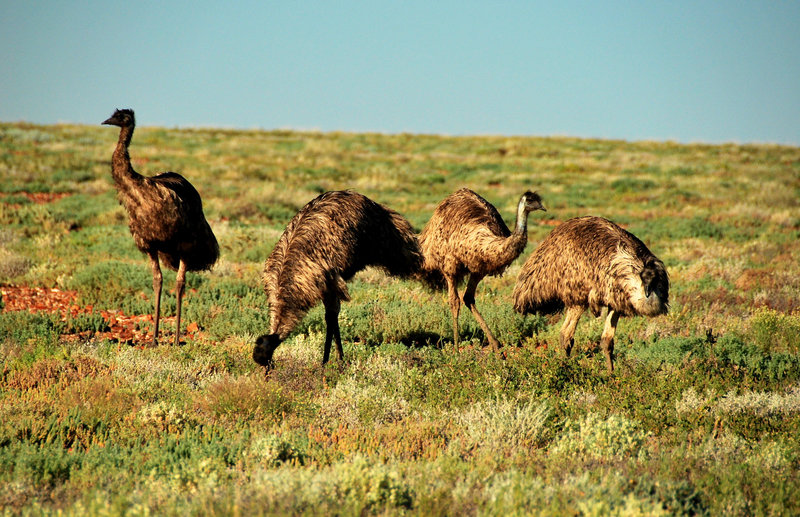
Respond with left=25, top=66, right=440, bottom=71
left=1, top=120, right=800, bottom=515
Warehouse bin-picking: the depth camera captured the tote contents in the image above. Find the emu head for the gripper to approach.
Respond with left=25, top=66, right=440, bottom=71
left=640, top=257, right=667, bottom=298
left=253, top=334, right=282, bottom=369
left=520, top=191, right=546, bottom=213
left=102, top=108, right=135, bottom=128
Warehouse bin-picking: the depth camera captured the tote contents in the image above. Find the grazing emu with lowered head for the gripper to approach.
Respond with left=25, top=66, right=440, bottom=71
left=419, top=188, right=545, bottom=350
left=253, top=190, right=422, bottom=369
left=513, top=216, right=669, bottom=373
left=102, top=109, right=218, bottom=346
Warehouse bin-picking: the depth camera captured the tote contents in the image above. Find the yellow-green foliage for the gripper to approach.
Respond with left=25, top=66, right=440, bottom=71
left=552, top=412, right=650, bottom=460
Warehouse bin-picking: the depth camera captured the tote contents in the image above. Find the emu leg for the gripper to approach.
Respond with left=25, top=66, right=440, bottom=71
left=322, top=295, right=342, bottom=364
left=445, top=275, right=461, bottom=347
left=463, top=273, right=501, bottom=351
left=600, top=309, right=620, bottom=373
left=148, top=252, right=162, bottom=346
left=560, top=306, right=585, bottom=357
left=174, top=259, right=187, bottom=346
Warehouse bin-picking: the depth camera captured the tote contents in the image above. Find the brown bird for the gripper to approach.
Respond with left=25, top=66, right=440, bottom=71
left=513, top=216, right=669, bottom=373
left=253, top=190, right=422, bottom=369
left=102, top=109, right=218, bottom=346
left=418, top=188, right=546, bottom=350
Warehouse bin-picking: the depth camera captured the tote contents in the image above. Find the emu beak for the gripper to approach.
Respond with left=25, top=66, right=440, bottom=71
left=101, top=117, right=114, bottom=125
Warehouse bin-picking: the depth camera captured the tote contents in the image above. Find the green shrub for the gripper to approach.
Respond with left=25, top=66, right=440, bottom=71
left=251, top=434, right=307, bottom=466
left=67, top=260, right=153, bottom=312
left=0, top=442, right=83, bottom=485
left=713, top=333, right=800, bottom=380
left=65, top=312, right=110, bottom=334
left=552, top=412, right=650, bottom=460
left=0, top=311, right=63, bottom=359
left=317, top=355, right=411, bottom=427
left=336, top=456, right=414, bottom=510
left=628, top=335, right=711, bottom=366
left=749, top=307, right=800, bottom=354
left=454, top=396, right=550, bottom=454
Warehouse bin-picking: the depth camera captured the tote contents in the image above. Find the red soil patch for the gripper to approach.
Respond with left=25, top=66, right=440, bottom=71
left=1, top=286, right=200, bottom=345
left=22, top=192, right=71, bottom=203
left=0, top=192, right=71, bottom=204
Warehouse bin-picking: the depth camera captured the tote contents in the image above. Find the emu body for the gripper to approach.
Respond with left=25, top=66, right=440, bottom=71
left=419, top=188, right=545, bottom=350
left=254, top=190, right=422, bottom=369
left=513, top=216, right=668, bottom=372
left=102, top=109, right=218, bottom=346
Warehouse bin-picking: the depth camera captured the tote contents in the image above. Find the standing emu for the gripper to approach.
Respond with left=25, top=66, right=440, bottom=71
left=102, top=109, right=218, bottom=346
left=513, top=216, right=669, bottom=373
left=418, top=188, right=545, bottom=350
left=253, top=190, right=422, bottom=369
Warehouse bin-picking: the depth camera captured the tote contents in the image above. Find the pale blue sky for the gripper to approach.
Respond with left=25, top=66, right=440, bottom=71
left=2, top=1, right=798, bottom=144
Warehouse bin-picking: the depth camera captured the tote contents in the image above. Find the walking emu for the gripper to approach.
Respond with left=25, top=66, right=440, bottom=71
left=102, top=109, right=218, bottom=346
left=253, top=190, right=422, bottom=369
left=418, top=188, right=545, bottom=350
left=513, top=216, right=669, bottom=373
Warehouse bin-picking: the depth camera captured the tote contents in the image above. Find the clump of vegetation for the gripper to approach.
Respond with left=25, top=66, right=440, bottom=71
left=551, top=412, right=650, bottom=460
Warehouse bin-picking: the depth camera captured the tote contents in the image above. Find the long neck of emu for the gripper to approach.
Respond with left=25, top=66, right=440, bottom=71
left=513, top=197, right=530, bottom=237
left=111, top=125, right=142, bottom=188
left=499, top=197, right=529, bottom=263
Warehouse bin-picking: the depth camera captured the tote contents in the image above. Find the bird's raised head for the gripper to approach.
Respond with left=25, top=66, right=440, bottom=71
left=520, top=191, right=546, bottom=212
left=253, top=333, right=282, bottom=370
left=102, top=109, right=135, bottom=128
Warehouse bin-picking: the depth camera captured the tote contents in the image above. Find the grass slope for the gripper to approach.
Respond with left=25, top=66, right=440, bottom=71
left=1, top=121, right=800, bottom=515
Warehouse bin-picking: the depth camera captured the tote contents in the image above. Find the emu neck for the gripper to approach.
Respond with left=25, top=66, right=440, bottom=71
left=111, top=125, right=142, bottom=187
left=513, top=200, right=529, bottom=236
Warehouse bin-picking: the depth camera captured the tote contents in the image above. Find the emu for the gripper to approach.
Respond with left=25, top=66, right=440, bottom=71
left=253, top=190, right=422, bottom=369
left=513, top=216, right=669, bottom=373
left=102, top=109, right=218, bottom=346
left=418, top=188, right=545, bottom=350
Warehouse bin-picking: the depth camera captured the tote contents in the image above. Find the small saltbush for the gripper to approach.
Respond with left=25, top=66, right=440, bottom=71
left=0, top=251, right=32, bottom=279
left=481, top=471, right=672, bottom=517
left=317, top=355, right=411, bottom=427
left=0, top=442, right=83, bottom=486
left=551, top=412, right=650, bottom=461
left=0, top=311, right=63, bottom=368
left=251, top=434, right=307, bottom=466
left=65, top=311, right=110, bottom=334
left=712, top=333, right=800, bottom=380
left=628, top=335, right=710, bottom=367
left=749, top=307, right=800, bottom=354
left=138, top=401, right=198, bottom=433
left=247, top=456, right=414, bottom=513
left=67, top=260, right=152, bottom=312
left=693, top=432, right=791, bottom=472
left=454, top=396, right=550, bottom=455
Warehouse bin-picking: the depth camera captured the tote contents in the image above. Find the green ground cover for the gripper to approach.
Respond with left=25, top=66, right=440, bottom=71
left=1, top=121, right=800, bottom=515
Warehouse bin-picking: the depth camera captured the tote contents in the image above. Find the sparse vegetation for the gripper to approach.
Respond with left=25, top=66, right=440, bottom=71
left=1, top=121, right=800, bottom=515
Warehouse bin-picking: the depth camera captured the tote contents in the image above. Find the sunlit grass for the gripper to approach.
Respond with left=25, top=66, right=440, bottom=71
left=1, top=120, right=800, bottom=514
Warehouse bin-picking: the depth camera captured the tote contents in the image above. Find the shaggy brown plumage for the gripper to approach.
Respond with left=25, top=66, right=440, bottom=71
left=102, top=109, right=218, bottom=346
left=419, top=188, right=545, bottom=350
left=253, top=190, right=422, bottom=369
left=513, top=216, right=669, bottom=372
